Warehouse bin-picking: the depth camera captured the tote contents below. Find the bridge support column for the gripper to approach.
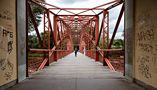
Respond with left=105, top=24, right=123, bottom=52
left=53, top=15, right=58, bottom=61
left=125, top=0, right=134, bottom=81
left=53, top=15, right=58, bottom=43
left=95, top=16, right=99, bottom=61
left=95, top=16, right=99, bottom=42
left=17, top=0, right=27, bottom=81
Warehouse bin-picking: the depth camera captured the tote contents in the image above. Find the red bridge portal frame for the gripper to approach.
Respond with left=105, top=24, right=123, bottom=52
left=27, top=0, right=124, bottom=75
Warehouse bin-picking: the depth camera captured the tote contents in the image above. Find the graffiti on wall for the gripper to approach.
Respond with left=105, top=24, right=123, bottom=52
left=136, top=10, right=157, bottom=79
left=0, top=26, right=14, bottom=80
left=137, top=56, right=152, bottom=79
left=0, top=9, right=13, bottom=21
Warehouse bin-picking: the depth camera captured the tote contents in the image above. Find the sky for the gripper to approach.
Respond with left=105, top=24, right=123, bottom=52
left=37, top=0, right=124, bottom=39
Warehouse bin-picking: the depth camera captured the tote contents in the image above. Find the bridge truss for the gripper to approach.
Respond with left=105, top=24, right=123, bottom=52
left=26, top=0, right=124, bottom=76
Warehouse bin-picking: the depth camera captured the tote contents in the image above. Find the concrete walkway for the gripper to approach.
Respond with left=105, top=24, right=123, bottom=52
left=8, top=52, right=144, bottom=90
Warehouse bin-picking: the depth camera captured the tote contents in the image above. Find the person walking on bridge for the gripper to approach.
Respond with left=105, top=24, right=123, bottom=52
left=74, top=48, right=78, bottom=57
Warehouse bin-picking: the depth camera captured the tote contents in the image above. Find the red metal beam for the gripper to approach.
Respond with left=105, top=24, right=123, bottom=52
left=27, top=0, right=123, bottom=72
left=82, top=26, right=115, bottom=71
left=60, top=21, right=64, bottom=37
left=29, top=49, right=49, bottom=53
left=57, top=24, right=61, bottom=41
left=53, top=15, right=58, bottom=45
left=48, top=31, right=69, bottom=61
left=76, top=0, right=117, bottom=15
left=29, top=0, right=56, bottom=15
left=104, top=58, right=115, bottom=71
left=43, top=12, right=46, bottom=48
left=57, top=15, right=96, bottom=16
left=102, top=12, right=109, bottom=49
left=38, top=58, right=48, bottom=70
left=58, top=18, right=96, bottom=21
left=56, top=9, right=62, bottom=15
left=107, top=12, right=109, bottom=46
left=30, top=0, right=122, bottom=16
left=49, top=8, right=105, bottom=10
left=28, top=3, right=42, bottom=47
left=107, top=4, right=124, bottom=49
left=97, top=1, right=123, bottom=15
left=96, top=11, right=108, bottom=46
left=33, top=0, right=76, bottom=15
left=95, top=16, right=99, bottom=42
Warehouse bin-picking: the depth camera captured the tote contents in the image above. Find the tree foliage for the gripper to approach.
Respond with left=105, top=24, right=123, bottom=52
left=112, top=39, right=124, bottom=48
left=40, top=32, right=54, bottom=49
left=28, top=2, right=44, bottom=33
left=98, top=38, right=124, bottom=49
left=28, top=35, right=38, bottom=48
left=28, top=0, right=45, bottom=48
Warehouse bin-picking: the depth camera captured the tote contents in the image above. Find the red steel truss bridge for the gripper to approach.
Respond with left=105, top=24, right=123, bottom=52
left=27, top=0, right=124, bottom=75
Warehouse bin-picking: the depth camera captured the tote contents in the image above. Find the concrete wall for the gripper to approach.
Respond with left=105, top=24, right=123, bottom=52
left=124, top=0, right=134, bottom=80
left=0, top=0, right=26, bottom=89
left=0, top=0, right=17, bottom=86
left=134, top=0, right=157, bottom=89
left=125, top=0, right=157, bottom=89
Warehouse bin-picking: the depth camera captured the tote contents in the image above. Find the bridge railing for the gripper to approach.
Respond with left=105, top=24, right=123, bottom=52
left=49, top=50, right=72, bottom=63
left=84, top=49, right=124, bottom=73
left=28, top=49, right=72, bottom=75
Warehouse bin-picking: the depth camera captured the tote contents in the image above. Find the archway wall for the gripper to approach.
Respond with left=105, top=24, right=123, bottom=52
left=0, top=0, right=17, bottom=87
left=0, top=0, right=27, bottom=89
left=125, top=0, right=157, bottom=89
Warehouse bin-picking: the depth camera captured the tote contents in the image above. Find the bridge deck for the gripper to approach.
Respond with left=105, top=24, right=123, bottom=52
left=8, top=52, right=144, bottom=90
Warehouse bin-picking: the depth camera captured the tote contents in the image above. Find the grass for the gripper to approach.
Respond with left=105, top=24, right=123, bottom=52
left=28, top=53, right=45, bottom=57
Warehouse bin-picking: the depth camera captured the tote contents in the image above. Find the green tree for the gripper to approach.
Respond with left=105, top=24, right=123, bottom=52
left=28, top=0, right=45, bottom=48
left=28, top=34, right=38, bottom=48
left=28, top=2, right=44, bottom=33
left=112, top=39, right=124, bottom=48
left=99, top=38, right=107, bottom=49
